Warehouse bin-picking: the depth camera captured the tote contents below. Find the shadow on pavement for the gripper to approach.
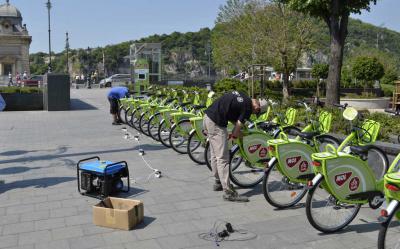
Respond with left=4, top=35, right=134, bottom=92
left=0, top=150, right=39, bottom=156
left=134, top=216, right=156, bottom=229
left=0, top=177, right=75, bottom=194
left=132, top=144, right=167, bottom=151
left=241, top=185, right=262, bottom=197
left=0, top=166, right=42, bottom=175
left=70, top=99, right=98, bottom=111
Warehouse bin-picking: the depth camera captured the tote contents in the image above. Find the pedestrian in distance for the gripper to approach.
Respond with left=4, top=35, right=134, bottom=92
left=23, top=71, right=28, bottom=80
left=203, top=91, right=268, bottom=202
left=107, top=86, right=129, bottom=125
left=16, top=72, right=21, bottom=86
left=8, top=72, right=12, bottom=86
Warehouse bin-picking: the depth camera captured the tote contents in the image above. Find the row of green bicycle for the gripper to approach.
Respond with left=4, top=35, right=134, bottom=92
left=118, top=88, right=400, bottom=248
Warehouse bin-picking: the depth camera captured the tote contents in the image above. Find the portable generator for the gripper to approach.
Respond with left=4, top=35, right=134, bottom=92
left=77, top=156, right=130, bottom=198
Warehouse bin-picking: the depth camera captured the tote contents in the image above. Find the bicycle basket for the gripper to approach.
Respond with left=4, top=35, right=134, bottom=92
left=284, top=108, right=297, bottom=126
left=359, top=119, right=381, bottom=145
left=318, top=111, right=332, bottom=134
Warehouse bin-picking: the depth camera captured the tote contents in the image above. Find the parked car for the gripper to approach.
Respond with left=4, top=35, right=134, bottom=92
left=20, top=75, right=43, bottom=87
left=99, top=74, right=131, bottom=88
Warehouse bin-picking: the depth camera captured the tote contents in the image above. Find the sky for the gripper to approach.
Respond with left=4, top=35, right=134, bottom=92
left=5, top=0, right=400, bottom=53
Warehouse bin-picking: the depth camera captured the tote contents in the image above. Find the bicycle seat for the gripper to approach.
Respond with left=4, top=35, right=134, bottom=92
left=257, top=122, right=278, bottom=131
left=192, top=105, right=206, bottom=110
left=180, top=102, right=192, bottom=107
left=298, top=131, right=319, bottom=140
left=350, top=145, right=373, bottom=156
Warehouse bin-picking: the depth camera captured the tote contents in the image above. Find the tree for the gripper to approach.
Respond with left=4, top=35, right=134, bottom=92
left=312, top=63, right=329, bottom=98
left=212, top=1, right=270, bottom=73
left=262, top=3, right=314, bottom=101
left=283, top=0, right=378, bottom=105
left=352, top=56, right=384, bottom=90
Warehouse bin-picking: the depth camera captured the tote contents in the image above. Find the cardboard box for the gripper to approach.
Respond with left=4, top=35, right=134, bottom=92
left=93, top=197, right=144, bottom=230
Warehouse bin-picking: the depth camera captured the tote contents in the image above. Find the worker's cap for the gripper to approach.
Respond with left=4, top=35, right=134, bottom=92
left=258, top=99, right=269, bottom=114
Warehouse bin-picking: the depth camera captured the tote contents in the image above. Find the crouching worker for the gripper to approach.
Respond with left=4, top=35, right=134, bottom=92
left=107, top=86, right=129, bottom=125
left=203, top=91, right=268, bottom=202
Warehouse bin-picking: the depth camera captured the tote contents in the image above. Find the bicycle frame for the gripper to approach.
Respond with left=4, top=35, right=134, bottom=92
left=231, top=107, right=297, bottom=168
left=267, top=110, right=334, bottom=184
left=381, top=153, right=400, bottom=220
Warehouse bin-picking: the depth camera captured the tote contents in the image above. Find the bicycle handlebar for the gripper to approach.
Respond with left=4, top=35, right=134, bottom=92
left=333, top=103, right=348, bottom=109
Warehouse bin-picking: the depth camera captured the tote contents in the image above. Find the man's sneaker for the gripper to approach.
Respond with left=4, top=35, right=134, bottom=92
left=223, top=189, right=249, bottom=202
left=213, top=183, right=223, bottom=191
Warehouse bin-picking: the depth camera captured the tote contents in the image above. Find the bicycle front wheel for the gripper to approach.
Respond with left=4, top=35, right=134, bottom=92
left=378, top=206, right=400, bottom=249
left=169, top=120, right=192, bottom=154
left=139, top=113, right=151, bottom=136
left=148, top=113, right=161, bottom=141
left=229, top=146, right=263, bottom=188
left=262, top=161, right=307, bottom=209
left=187, top=132, right=206, bottom=165
left=130, top=109, right=141, bottom=130
left=158, top=120, right=171, bottom=148
left=305, top=179, right=361, bottom=233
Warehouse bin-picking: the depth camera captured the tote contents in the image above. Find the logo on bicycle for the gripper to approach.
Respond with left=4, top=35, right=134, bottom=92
left=286, top=156, right=301, bottom=168
left=349, top=177, right=360, bottom=191
left=248, top=144, right=261, bottom=154
left=299, top=161, right=308, bottom=172
left=259, top=147, right=268, bottom=158
left=334, top=172, right=352, bottom=187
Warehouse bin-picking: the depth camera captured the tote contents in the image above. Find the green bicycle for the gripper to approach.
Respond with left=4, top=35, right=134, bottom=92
left=306, top=106, right=389, bottom=233
left=377, top=153, right=400, bottom=249
left=262, top=100, right=339, bottom=208
left=223, top=101, right=300, bottom=188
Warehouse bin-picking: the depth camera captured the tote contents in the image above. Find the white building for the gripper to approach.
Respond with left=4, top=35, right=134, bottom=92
left=0, top=0, right=31, bottom=79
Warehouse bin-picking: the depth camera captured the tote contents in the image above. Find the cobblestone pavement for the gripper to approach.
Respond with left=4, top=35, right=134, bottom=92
left=0, top=89, right=390, bottom=249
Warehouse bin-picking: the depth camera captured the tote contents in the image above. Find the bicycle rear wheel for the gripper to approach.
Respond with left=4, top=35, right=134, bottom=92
left=187, top=132, right=206, bottom=165
left=305, top=179, right=361, bottom=233
left=262, top=161, right=307, bottom=208
left=366, top=145, right=389, bottom=180
left=229, top=146, right=263, bottom=188
left=378, top=206, right=400, bottom=249
left=169, top=120, right=192, bottom=154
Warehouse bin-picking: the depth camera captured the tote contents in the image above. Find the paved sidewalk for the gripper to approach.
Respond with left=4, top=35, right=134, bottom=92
left=0, top=89, right=385, bottom=249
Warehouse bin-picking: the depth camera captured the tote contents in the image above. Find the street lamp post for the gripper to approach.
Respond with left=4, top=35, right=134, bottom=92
left=65, top=32, right=70, bottom=74
left=46, top=0, right=52, bottom=73
left=206, top=41, right=211, bottom=80
left=86, top=47, right=92, bottom=89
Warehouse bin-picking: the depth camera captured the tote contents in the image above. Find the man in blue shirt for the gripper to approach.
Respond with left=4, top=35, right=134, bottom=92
left=107, top=86, right=129, bottom=125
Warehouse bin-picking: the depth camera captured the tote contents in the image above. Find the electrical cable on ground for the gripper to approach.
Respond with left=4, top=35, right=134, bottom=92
left=198, top=219, right=257, bottom=247
left=122, top=126, right=214, bottom=185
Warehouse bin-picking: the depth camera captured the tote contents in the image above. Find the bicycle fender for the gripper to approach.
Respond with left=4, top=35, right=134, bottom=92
left=171, top=123, right=177, bottom=129
left=386, top=200, right=400, bottom=218
left=308, top=173, right=323, bottom=190
left=189, top=129, right=196, bottom=136
left=159, top=119, right=165, bottom=126
left=230, top=144, right=239, bottom=154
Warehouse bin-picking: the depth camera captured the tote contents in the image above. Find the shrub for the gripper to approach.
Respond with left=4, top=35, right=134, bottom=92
left=213, top=78, right=247, bottom=94
left=0, top=87, right=42, bottom=94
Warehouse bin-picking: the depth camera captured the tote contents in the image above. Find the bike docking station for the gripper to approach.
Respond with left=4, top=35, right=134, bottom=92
left=121, top=127, right=162, bottom=181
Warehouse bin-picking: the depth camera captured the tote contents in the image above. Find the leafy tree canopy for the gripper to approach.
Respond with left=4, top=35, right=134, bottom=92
left=352, top=56, right=384, bottom=82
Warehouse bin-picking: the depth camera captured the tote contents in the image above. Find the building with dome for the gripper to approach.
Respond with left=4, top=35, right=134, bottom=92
left=0, top=0, right=31, bottom=78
